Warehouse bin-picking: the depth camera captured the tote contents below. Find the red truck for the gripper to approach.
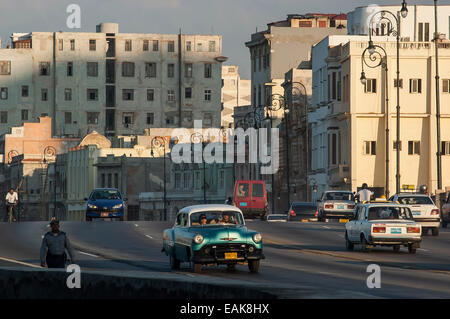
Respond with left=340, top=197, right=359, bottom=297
left=233, top=180, right=268, bottom=220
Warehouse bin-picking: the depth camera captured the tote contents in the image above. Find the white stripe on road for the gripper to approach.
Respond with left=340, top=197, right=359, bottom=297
left=0, top=256, right=41, bottom=268
left=77, top=251, right=99, bottom=258
left=134, top=224, right=139, bottom=227
left=145, top=235, right=153, bottom=239
left=417, top=248, right=429, bottom=252
left=322, top=226, right=331, bottom=229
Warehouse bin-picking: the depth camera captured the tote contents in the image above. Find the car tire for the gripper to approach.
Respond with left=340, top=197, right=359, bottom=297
left=393, top=245, right=401, bottom=252
left=361, top=236, right=371, bottom=252
left=226, top=264, right=236, bottom=272
left=170, top=255, right=181, bottom=270
left=432, top=227, right=439, bottom=236
left=345, top=232, right=354, bottom=251
left=408, top=244, right=417, bottom=254
left=422, top=228, right=428, bottom=236
left=248, top=260, right=260, bottom=273
left=442, top=220, right=448, bottom=228
left=193, top=263, right=202, bottom=273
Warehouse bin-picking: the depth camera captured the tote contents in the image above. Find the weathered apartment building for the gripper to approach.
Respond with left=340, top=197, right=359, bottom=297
left=0, top=22, right=226, bottom=138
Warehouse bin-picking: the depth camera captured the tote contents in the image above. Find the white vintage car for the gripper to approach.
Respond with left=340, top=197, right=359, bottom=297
left=345, top=202, right=422, bottom=254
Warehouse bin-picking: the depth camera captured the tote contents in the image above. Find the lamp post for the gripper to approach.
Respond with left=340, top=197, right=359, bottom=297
left=151, top=136, right=167, bottom=221
left=8, top=150, right=20, bottom=221
left=361, top=43, right=390, bottom=198
left=42, top=146, right=56, bottom=220
left=191, top=132, right=206, bottom=204
left=434, top=0, right=442, bottom=191
left=366, top=1, right=408, bottom=194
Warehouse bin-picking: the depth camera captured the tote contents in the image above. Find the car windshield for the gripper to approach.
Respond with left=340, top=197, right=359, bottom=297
left=190, top=211, right=244, bottom=226
left=91, top=190, right=121, bottom=200
left=397, top=196, right=433, bottom=205
left=325, top=192, right=354, bottom=201
left=368, top=206, right=413, bottom=220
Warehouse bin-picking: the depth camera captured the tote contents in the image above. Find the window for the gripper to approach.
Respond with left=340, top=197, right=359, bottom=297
left=87, top=89, right=98, bottom=101
left=122, top=89, right=134, bottom=101
left=204, top=89, right=211, bottom=101
left=87, top=112, right=99, bottom=124
left=185, top=63, right=193, bottom=77
left=197, top=43, right=203, bottom=52
left=125, top=39, right=132, bottom=51
left=332, top=72, right=337, bottom=100
left=0, top=61, right=11, bottom=75
left=409, top=79, right=422, bottom=93
left=364, top=79, right=377, bottom=93
left=208, top=41, right=216, bottom=52
left=58, top=39, right=63, bottom=51
left=67, top=62, right=73, bottom=76
left=195, top=171, right=201, bottom=189
left=89, top=39, right=96, bottom=51
left=114, top=173, right=119, bottom=189
left=175, top=173, right=181, bottom=189
left=70, top=39, right=75, bottom=51
left=87, top=62, right=98, bottom=77
left=166, top=115, right=175, bottom=125
left=168, top=40, right=175, bottom=52
left=299, top=20, right=312, bottom=27
left=64, top=88, right=72, bottom=101
left=21, top=86, right=29, bottom=97
left=167, top=63, right=175, bottom=78
left=443, top=79, right=450, bottom=93
left=101, top=174, right=105, bottom=188
left=184, top=173, right=191, bottom=189
left=186, top=41, right=192, bottom=51
left=145, top=62, right=157, bottom=78
left=441, top=141, right=450, bottom=155
left=143, top=40, right=149, bottom=51
left=0, top=111, right=7, bottom=124
left=65, top=112, right=72, bottom=124
left=204, top=63, right=212, bottom=78
left=147, top=88, right=154, bottom=101
left=122, top=112, right=134, bottom=125
left=319, top=21, right=327, bottom=28
left=21, top=110, right=28, bottom=121
left=0, top=88, right=7, bottom=100
left=122, top=62, right=135, bottom=77
left=418, top=23, right=430, bottom=42
left=41, top=89, right=48, bottom=101
left=203, top=113, right=212, bottom=126
left=363, top=141, right=376, bottom=155
left=219, top=170, right=225, bottom=189
left=185, top=87, right=192, bottom=99
left=394, top=78, right=403, bottom=88
left=337, top=71, right=341, bottom=101
left=40, top=62, right=50, bottom=76
left=393, top=141, right=402, bottom=151
left=153, top=40, right=159, bottom=51
left=167, top=89, right=175, bottom=102
left=108, top=174, right=112, bottom=188
left=408, top=141, right=420, bottom=155
left=146, top=113, right=154, bottom=125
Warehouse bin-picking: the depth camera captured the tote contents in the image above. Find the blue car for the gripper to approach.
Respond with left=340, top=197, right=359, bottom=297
left=85, top=188, right=126, bottom=221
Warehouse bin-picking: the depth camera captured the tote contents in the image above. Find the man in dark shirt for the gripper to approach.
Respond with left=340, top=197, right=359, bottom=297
left=40, top=219, right=76, bottom=268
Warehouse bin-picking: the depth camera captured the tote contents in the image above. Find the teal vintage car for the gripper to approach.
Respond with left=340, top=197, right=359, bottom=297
left=162, top=204, right=264, bottom=273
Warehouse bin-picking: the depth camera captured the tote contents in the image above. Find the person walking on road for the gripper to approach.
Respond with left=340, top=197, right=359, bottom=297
left=40, top=219, right=76, bottom=268
left=356, top=183, right=374, bottom=203
left=5, top=188, right=18, bottom=222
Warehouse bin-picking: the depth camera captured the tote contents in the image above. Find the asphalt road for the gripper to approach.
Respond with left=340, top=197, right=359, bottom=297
left=1, top=219, right=450, bottom=298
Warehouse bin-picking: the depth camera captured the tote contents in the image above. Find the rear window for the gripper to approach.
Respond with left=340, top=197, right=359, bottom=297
left=236, top=183, right=249, bottom=197
left=293, top=204, right=316, bottom=213
left=252, top=184, right=264, bottom=197
left=397, top=196, right=433, bottom=205
left=325, top=192, right=354, bottom=201
left=368, top=206, right=413, bottom=220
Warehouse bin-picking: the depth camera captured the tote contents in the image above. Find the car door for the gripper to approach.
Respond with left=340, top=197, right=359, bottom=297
left=349, top=207, right=361, bottom=240
left=173, top=213, right=186, bottom=259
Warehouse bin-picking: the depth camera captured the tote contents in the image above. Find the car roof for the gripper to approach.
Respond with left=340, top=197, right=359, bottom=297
left=180, top=204, right=243, bottom=215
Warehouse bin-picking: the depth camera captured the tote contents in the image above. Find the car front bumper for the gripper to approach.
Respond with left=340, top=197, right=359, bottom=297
left=86, top=209, right=124, bottom=218
left=192, top=244, right=264, bottom=264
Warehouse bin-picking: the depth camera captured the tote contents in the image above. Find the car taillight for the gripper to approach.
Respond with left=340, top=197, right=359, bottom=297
left=431, top=209, right=439, bottom=216
left=373, top=226, right=386, bottom=233
left=348, top=205, right=355, bottom=209
left=325, top=204, right=333, bottom=209
left=314, top=210, right=318, bottom=217
left=290, top=210, right=296, bottom=216
left=407, top=227, right=420, bottom=233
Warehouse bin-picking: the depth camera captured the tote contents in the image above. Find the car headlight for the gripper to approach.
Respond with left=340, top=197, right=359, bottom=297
left=253, top=233, right=262, bottom=243
left=194, top=234, right=204, bottom=244
left=113, top=203, right=123, bottom=209
left=87, top=203, right=97, bottom=209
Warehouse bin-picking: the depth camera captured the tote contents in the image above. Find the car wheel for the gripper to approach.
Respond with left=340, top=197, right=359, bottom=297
left=408, top=244, right=417, bottom=254
left=248, top=260, right=260, bottom=273
left=393, top=245, right=401, bottom=252
left=442, top=220, right=448, bottom=228
left=170, top=255, right=181, bottom=270
left=361, top=236, right=371, bottom=252
left=432, top=227, right=439, bottom=236
left=193, top=263, right=202, bottom=273
left=345, top=232, right=354, bottom=251
left=226, top=264, right=236, bottom=272
left=422, top=228, right=428, bottom=236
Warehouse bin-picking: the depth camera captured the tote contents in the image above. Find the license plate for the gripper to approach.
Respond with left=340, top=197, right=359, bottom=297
left=101, top=212, right=109, bottom=217
left=337, top=205, right=345, bottom=209
left=302, top=219, right=309, bottom=222
left=339, top=219, right=349, bottom=223
left=391, top=228, right=402, bottom=234
left=240, top=202, right=247, bottom=207
left=412, top=211, right=421, bottom=216
left=224, top=252, right=237, bottom=259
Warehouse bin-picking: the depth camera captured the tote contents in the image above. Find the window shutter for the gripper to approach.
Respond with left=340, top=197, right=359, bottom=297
left=408, top=141, right=413, bottom=154
left=415, top=141, right=420, bottom=155
left=441, top=141, right=446, bottom=155
left=443, top=80, right=449, bottom=93
left=371, top=141, right=376, bottom=155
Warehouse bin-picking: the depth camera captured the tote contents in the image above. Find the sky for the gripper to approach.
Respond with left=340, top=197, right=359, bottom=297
left=0, top=0, right=448, bottom=79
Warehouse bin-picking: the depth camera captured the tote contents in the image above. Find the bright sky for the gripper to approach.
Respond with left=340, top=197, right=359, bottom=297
left=0, top=0, right=448, bottom=79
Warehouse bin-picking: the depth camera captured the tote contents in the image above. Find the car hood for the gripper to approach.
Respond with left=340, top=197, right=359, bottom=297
left=89, top=199, right=123, bottom=207
left=189, top=225, right=251, bottom=243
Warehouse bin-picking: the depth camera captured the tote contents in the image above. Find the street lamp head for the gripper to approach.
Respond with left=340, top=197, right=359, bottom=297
left=284, top=108, right=290, bottom=115
left=400, top=0, right=408, bottom=18
left=368, top=40, right=376, bottom=56
left=360, top=72, right=367, bottom=85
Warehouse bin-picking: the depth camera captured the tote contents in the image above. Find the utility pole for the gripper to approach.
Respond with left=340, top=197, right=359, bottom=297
left=434, top=0, right=442, bottom=191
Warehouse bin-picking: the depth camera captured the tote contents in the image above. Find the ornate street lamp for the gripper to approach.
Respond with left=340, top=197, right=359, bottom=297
left=191, top=132, right=206, bottom=204
left=151, top=136, right=167, bottom=221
